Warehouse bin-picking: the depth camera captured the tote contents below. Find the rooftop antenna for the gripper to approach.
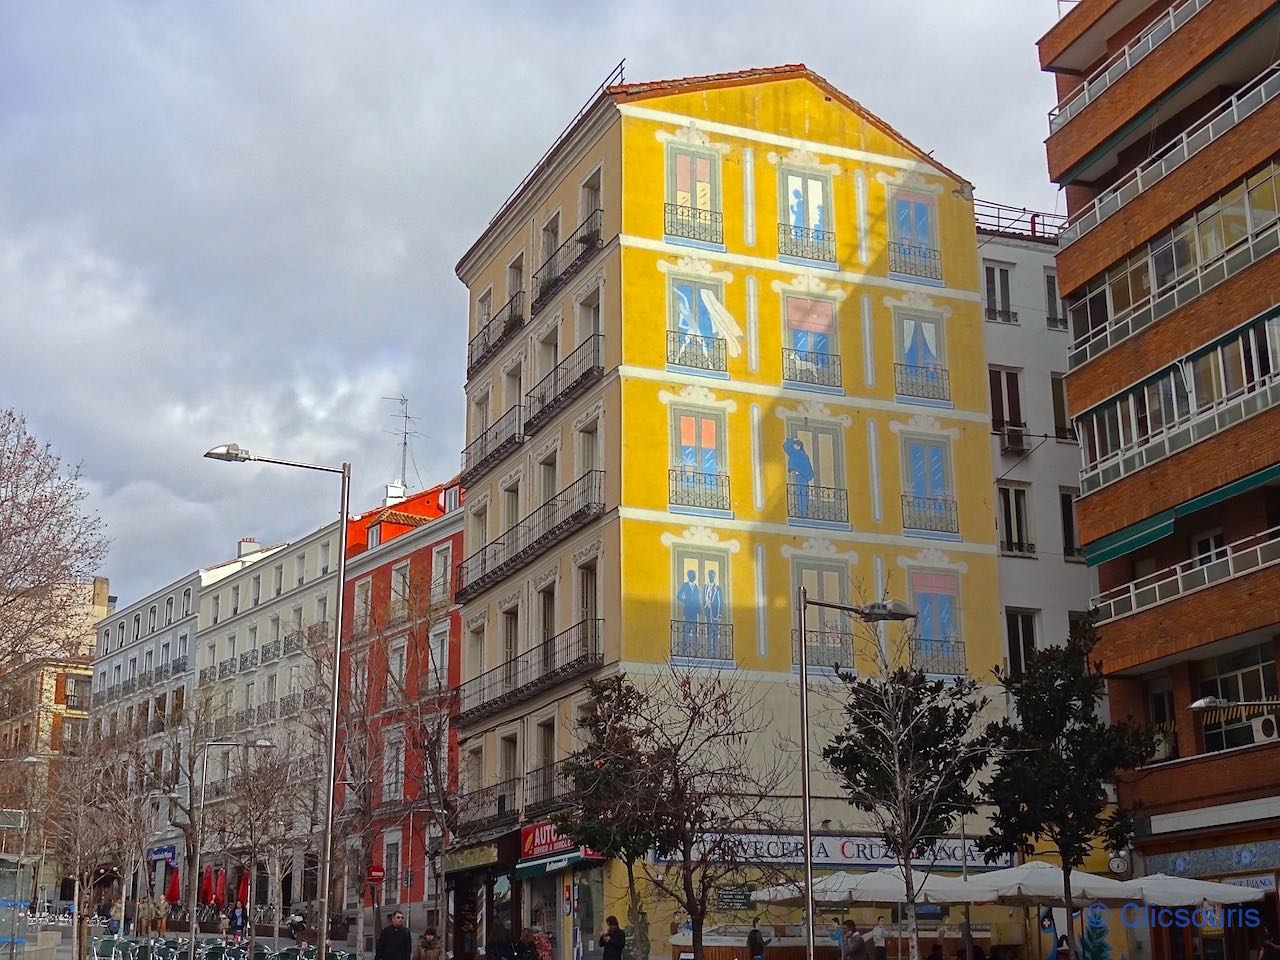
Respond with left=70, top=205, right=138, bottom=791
left=382, top=395, right=413, bottom=486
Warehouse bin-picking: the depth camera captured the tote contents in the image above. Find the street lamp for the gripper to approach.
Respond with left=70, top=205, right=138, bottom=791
left=204, top=442, right=351, bottom=960
left=0, top=756, right=42, bottom=960
left=187, top=739, right=274, bottom=960
left=794, top=590, right=917, bottom=960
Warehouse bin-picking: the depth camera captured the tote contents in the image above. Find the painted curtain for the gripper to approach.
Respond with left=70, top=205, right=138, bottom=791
left=901, top=315, right=941, bottom=368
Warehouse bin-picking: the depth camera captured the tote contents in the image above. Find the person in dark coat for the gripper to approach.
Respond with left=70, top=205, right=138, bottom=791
left=487, top=924, right=516, bottom=960
left=375, top=910, right=413, bottom=960
left=599, top=916, right=625, bottom=960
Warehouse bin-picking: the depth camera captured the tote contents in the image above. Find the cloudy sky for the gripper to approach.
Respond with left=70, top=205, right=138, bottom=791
left=0, top=0, right=1066, bottom=603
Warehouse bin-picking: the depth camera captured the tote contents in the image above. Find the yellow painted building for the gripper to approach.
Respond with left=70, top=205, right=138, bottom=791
left=448, top=65, right=1000, bottom=960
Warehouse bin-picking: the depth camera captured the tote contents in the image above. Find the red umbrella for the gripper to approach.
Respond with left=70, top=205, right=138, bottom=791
left=165, top=866, right=181, bottom=904
left=199, top=865, right=213, bottom=905
left=213, top=867, right=227, bottom=909
left=236, top=869, right=249, bottom=906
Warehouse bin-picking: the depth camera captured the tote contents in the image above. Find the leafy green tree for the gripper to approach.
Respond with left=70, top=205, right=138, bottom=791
left=823, top=665, right=991, bottom=960
left=979, top=619, right=1156, bottom=958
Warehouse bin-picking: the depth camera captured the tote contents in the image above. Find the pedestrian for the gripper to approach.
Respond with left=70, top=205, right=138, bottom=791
left=228, top=900, right=250, bottom=942
left=599, top=916, right=625, bottom=960
left=375, top=909, right=413, bottom=960
left=124, top=897, right=137, bottom=937
left=136, top=896, right=153, bottom=938
left=841, top=921, right=868, bottom=960
left=108, top=897, right=123, bottom=937
left=487, top=924, right=516, bottom=960
left=415, top=927, right=443, bottom=960
left=870, top=917, right=888, bottom=960
left=748, top=924, right=771, bottom=960
left=154, top=897, right=169, bottom=935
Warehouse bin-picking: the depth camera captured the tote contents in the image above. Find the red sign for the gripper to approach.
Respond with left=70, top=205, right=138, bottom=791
left=520, top=821, right=576, bottom=860
left=367, top=864, right=386, bottom=883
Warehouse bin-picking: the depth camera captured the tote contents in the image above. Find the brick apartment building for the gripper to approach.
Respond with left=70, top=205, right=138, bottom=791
left=1040, top=0, right=1280, bottom=957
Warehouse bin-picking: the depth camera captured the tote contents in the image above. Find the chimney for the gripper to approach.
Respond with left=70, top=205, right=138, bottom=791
left=383, top=482, right=406, bottom=507
left=238, top=537, right=262, bottom=558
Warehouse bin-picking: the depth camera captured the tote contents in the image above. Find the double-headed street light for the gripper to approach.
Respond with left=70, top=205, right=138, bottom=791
left=795, top=590, right=916, bottom=960
left=205, top=443, right=350, bottom=960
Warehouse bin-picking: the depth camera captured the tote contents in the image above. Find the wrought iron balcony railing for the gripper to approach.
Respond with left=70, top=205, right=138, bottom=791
left=525, top=759, right=575, bottom=815
left=792, top=629, right=855, bottom=671
left=457, top=618, right=603, bottom=724
left=239, top=707, right=256, bottom=728
left=1001, top=540, right=1037, bottom=557
left=303, top=687, right=325, bottom=708
left=894, top=363, right=951, bottom=401
left=777, top=222, right=835, bottom=263
left=456, top=471, right=605, bottom=601
left=888, top=241, right=943, bottom=281
left=261, top=640, right=281, bottom=664
left=66, top=693, right=87, bottom=711
left=787, top=483, right=849, bottom=524
left=198, top=666, right=217, bottom=685
left=455, top=778, right=520, bottom=834
left=532, top=209, right=603, bottom=315
left=461, top=404, right=526, bottom=486
left=665, top=203, right=724, bottom=245
left=218, top=658, right=238, bottom=680
left=985, top=307, right=1018, bottom=324
left=666, top=330, right=727, bottom=373
left=122, top=677, right=138, bottom=695
left=782, top=347, right=842, bottom=389
left=239, top=650, right=259, bottom=671
left=214, top=716, right=235, bottom=736
left=669, top=468, right=730, bottom=512
left=912, top=637, right=966, bottom=675
left=670, top=620, right=734, bottom=662
left=283, top=630, right=306, bottom=655
left=257, top=701, right=277, bottom=724
left=280, top=693, right=301, bottom=716
left=525, top=335, right=604, bottom=435
left=138, top=670, right=153, bottom=688
left=155, top=663, right=171, bottom=681
left=467, top=290, right=526, bottom=377
left=901, top=495, right=959, bottom=535
left=170, top=655, right=189, bottom=674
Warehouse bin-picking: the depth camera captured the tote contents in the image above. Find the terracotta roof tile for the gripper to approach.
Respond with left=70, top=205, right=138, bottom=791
left=375, top=507, right=433, bottom=528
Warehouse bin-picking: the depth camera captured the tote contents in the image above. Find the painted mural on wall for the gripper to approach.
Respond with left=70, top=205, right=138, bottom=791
left=662, top=527, right=740, bottom=663
left=1147, top=839, right=1280, bottom=878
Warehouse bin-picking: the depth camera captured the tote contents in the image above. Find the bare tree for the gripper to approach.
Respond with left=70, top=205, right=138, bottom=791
left=0, top=409, right=108, bottom=673
left=47, top=747, right=117, bottom=960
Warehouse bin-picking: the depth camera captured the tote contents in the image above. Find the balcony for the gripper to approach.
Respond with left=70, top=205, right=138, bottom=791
left=214, top=716, right=235, bottom=737
left=888, top=241, right=942, bottom=281
left=217, top=658, right=238, bottom=680
left=147, top=717, right=165, bottom=736
left=454, top=778, right=519, bottom=835
left=1048, top=313, right=1069, bottom=331
left=531, top=209, right=602, bottom=315
left=65, top=693, right=86, bottom=711
left=261, top=640, right=281, bottom=664
left=467, top=291, right=526, bottom=377
left=1059, top=59, right=1280, bottom=248
left=777, top=223, right=835, bottom=264
left=460, top=405, right=527, bottom=486
left=667, top=330, right=727, bottom=374
left=901, top=495, right=959, bottom=536
left=782, top=347, right=842, bottom=390
left=303, top=687, right=325, bottom=708
left=1047, top=0, right=1211, bottom=134
left=138, top=669, right=153, bottom=688
left=122, top=677, right=138, bottom=695
left=792, top=628, right=855, bottom=672
left=984, top=307, right=1019, bottom=324
left=787, top=483, right=849, bottom=525
left=665, top=203, right=724, bottom=245
left=669, top=468, right=730, bottom=513
left=456, top=471, right=605, bottom=602
left=257, top=701, right=277, bottom=724
left=283, top=630, right=306, bottom=655
left=525, top=759, right=575, bottom=816
left=171, top=655, right=189, bottom=674
left=1095, top=524, right=1280, bottom=623
left=894, top=363, right=951, bottom=403
left=198, top=666, right=217, bottom=685
left=280, top=693, right=301, bottom=716
left=239, top=650, right=259, bottom=672
left=155, top=663, right=171, bottom=682
left=91, top=691, right=104, bottom=708
left=1117, top=735, right=1280, bottom=819
left=670, top=620, right=734, bottom=663
left=239, top=707, right=256, bottom=728
left=912, top=637, right=966, bottom=675
left=1001, top=540, right=1037, bottom=557
left=457, top=618, right=602, bottom=725
left=524, top=335, right=604, bottom=435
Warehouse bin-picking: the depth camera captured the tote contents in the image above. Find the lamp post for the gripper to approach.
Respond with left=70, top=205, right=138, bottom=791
left=204, top=442, right=351, bottom=960
left=187, top=739, right=273, bottom=960
left=795, top=591, right=916, bottom=960
left=0, top=756, right=42, bottom=960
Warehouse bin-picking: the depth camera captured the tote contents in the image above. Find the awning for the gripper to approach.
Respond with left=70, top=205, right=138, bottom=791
left=1085, top=463, right=1280, bottom=566
left=515, top=849, right=600, bottom=878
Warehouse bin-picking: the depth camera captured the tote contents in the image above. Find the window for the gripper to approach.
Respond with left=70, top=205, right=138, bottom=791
left=381, top=736, right=405, bottom=803
left=507, top=254, right=524, bottom=299
left=354, top=580, right=372, bottom=632
left=117, top=623, right=125, bottom=649
left=269, top=616, right=280, bottom=643
left=472, top=392, right=490, bottom=436
left=231, top=585, right=240, bottom=616
left=211, top=596, right=220, bottom=625
left=580, top=167, right=601, bottom=220
left=1190, top=530, right=1226, bottom=566
left=909, top=569, right=960, bottom=643
left=783, top=295, right=839, bottom=383
left=902, top=436, right=956, bottom=534
left=320, top=540, right=331, bottom=575
left=539, top=452, right=559, bottom=503
left=577, top=286, right=601, bottom=343
left=671, top=408, right=726, bottom=477
left=316, top=594, right=328, bottom=625
left=1046, top=272, right=1066, bottom=329
left=391, top=562, right=410, bottom=621
left=148, top=606, right=157, bottom=633
left=989, top=367, right=1024, bottom=429
left=668, top=276, right=730, bottom=370
left=984, top=261, right=1016, bottom=322
left=368, top=524, right=382, bottom=548
left=444, top=484, right=460, bottom=512
left=251, top=575, right=261, bottom=606
left=133, top=614, right=141, bottom=640
left=793, top=559, right=852, bottom=669
left=668, top=147, right=719, bottom=213
left=228, top=633, right=237, bottom=659
left=889, top=189, right=941, bottom=279
left=895, top=313, right=949, bottom=401
left=998, top=485, right=1034, bottom=555
left=1199, top=643, right=1278, bottom=752
left=101, top=632, right=109, bottom=656
left=540, top=213, right=560, bottom=270
left=781, top=169, right=831, bottom=235
left=248, top=624, right=258, bottom=650
left=477, top=289, right=492, bottom=327
left=273, top=565, right=283, bottom=597
left=182, top=589, right=192, bottom=616
left=1005, top=609, right=1037, bottom=678
left=427, top=623, right=449, bottom=691
left=501, top=609, right=519, bottom=665
left=503, top=481, right=521, bottom=527
left=384, top=837, right=402, bottom=906
left=1060, top=489, right=1082, bottom=560
left=244, top=681, right=255, bottom=709
left=578, top=421, right=599, bottom=473
left=671, top=545, right=730, bottom=660
left=295, top=553, right=306, bottom=587
left=290, top=606, right=302, bottom=632
left=386, top=643, right=406, bottom=705
left=1051, top=374, right=1073, bottom=439
left=431, top=543, right=453, bottom=602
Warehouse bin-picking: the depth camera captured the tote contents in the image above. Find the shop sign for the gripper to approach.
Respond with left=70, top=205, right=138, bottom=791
left=654, top=833, right=1009, bottom=870
left=716, top=885, right=753, bottom=910
left=521, top=821, right=577, bottom=861
left=443, top=844, right=498, bottom=874
left=149, top=844, right=178, bottom=865
left=1221, top=874, right=1277, bottom=891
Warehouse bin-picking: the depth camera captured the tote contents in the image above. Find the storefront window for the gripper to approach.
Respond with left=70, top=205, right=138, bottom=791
left=493, top=874, right=513, bottom=941
left=575, top=867, right=605, bottom=960
left=527, top=875, right=560, bottom=960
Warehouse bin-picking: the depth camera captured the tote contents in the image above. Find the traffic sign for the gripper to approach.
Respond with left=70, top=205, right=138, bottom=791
left=367, top=864, right=386, bottom=883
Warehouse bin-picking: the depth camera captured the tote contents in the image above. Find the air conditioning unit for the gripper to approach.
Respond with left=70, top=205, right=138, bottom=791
left=1001, top=423, right=1029, bottom=454
left=1250, top=714, right=1280, bottom=742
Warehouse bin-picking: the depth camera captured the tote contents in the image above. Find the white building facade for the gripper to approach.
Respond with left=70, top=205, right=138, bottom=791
left=976, top=201, right=1095, bottom=673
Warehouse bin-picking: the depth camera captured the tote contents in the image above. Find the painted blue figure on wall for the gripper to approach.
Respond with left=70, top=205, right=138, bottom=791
left=783, top=437, right=815, bottom=516
left=786, top=172, right=829, bottom=239
left=677, top=569, right=702, bottom=642
left=703, top=568, right=723, bottom=650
